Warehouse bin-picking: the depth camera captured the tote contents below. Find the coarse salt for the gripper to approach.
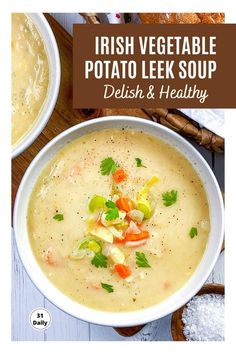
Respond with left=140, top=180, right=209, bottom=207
left=182, top=293, right=224, bottom=341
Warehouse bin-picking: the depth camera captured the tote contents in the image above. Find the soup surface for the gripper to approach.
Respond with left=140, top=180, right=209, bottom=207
left=28, top=129, right=210, bottom=312
left=12, top=13, right=49, bottom=147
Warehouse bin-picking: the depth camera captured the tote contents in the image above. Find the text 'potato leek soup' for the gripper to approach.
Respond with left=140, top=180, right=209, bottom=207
left=28, top=129, right=210, bottom=312
left=12, top=13, right=49, bottom=147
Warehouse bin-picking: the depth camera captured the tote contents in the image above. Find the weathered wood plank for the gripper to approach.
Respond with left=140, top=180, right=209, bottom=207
left=44, top=299, right=90, bottom=341
left=11, top=234, right=45, bottom=341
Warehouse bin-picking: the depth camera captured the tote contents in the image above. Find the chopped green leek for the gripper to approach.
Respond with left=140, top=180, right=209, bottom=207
left=115, top=219, right=129, bottom=230
left=89, top=195, right=106, bottom=212
left=79, top=239, right=101, bottom=253
left=139, top=176, right=159, bottom=196
left=136, top=198, right=152, bottom=219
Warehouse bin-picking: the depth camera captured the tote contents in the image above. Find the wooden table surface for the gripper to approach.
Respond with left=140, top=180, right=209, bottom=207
left=11, top=13, right=225, bottom=341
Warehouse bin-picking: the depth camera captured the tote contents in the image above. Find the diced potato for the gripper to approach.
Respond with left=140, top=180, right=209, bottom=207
left=125, top=275, right=134, bottom=283
left=101, top=210, right=126, bottom=227
left=127, top=209, right=144, bottom=223
left=90, top=226, right=114, bottom=243
left=126, top=220, right=141, bottom=235
left=139, top=271, right=145, bottom=279
left=107, top=226, right=124, bottom=239
left=102, top=243, right=113, bottom=257
left=109, top=246, right=125, bottom=264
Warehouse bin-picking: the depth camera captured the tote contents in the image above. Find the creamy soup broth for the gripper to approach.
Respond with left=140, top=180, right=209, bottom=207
left=12, top=13, right=49, bottom=146
left=28, top=129, right=210, bottom=312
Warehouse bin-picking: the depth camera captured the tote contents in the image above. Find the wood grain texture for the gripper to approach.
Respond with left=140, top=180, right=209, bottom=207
left=12, top=233, right=45, bottom=341
left=11, top=13, right=225, bottom=341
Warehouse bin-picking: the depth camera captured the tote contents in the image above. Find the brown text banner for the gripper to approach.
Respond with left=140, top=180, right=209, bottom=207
left=73, top=24, right=236, bottom=108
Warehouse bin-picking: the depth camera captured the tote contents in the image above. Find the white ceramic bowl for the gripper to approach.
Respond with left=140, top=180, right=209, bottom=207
left=12, top=13, right=61, bottom=159
left=13, top=117, right=224, bottom=327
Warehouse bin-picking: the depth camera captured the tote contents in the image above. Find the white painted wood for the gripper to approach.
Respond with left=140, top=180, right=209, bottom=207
left=211, top=251, right=225, bottom=284
left=11, top=13, right=225, bottom=341
left=12, top=234, right=45, bottom=341
left=50, top=13, right=84, bottom=35
left=44, top=299, right=90, bottom=341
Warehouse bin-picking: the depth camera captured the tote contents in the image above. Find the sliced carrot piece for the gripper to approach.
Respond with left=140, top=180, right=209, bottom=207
left=114, top=237, right=126, bottom=244
left=125, top=214, right=132, bottom=223
left=125, top=230, right=149, bottom=242
left=112, top=168, right=127, bottom=183
left=116, top=197, right=132, bottom=212
left=43, top=247, right=57, bottom=265
left=163, top=281, right=171, bottom=290
left=115, top=264, right=131, bottom=278
left=96, top=217, right=103, bottom=227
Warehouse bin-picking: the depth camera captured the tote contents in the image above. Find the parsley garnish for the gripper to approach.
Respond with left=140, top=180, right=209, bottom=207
left=53, top=213, right=64, bottom=221
left=136, top=252, right=151, bottom=268
left=135, top=158, right=146, bottom=168
left=162, top=190, right=178, bottom=206
left=105, top=200, right=119, bottom=221
left=105, top=200, right=117, bottom=209
left=100, top=157, right=118, bottom=175
left=101, top=283, right=114, bottom=293
left=91, top=252, right=108, bottom=268
left=189, top=227, right=198, bottom=238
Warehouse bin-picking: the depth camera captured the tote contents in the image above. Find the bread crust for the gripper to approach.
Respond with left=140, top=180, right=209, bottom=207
left=139, top=13, right=225, bottom=24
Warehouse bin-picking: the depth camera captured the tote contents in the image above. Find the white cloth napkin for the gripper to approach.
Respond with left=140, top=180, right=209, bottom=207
left=179, top=109, right=224, bottom=138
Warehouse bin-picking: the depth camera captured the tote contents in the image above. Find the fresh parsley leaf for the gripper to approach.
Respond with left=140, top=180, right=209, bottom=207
left=105, top=200, right=119, bottom=221
left=105, top=208, right=119, bottom=221
left=53, top=213, right=64, bottom=221
left=136, top=251, right=151, bottom=268
left=162, top=190, right=178, bottom=207
left=105, top=200, right=117, bottom=209
left=100, top=157, right=118, bottom=176
left=189, top=227, right=198, bottom=238
left=135, top=157, right=146, bottom=168
left=91, top=253, right=108, bottom=268
left=101, top=283, right=114, bottom=293
left=111, top=163, right=118, bottom=174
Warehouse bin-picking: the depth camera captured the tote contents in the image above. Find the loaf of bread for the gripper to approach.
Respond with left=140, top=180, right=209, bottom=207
left=139, top=13, right=225, bottom=24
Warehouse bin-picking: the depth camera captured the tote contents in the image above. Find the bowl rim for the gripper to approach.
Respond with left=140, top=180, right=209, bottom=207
left=12, top=13, right=61, bottom=159
left=13, top=116, right=224, bottom=327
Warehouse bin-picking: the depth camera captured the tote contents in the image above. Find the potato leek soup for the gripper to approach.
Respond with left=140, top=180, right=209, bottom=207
left=12, top=14, right=49, bottom=146
left=28, top=129, right=210, bottom=312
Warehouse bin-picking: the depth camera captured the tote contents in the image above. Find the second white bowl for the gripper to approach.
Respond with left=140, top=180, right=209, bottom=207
left=12, top=13, right=61, bottom=159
